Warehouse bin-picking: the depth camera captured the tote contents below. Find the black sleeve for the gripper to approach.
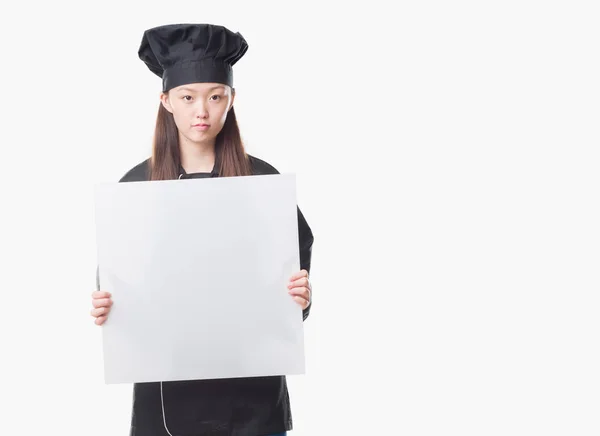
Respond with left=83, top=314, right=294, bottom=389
left=298, top=206, right=314, bottom=321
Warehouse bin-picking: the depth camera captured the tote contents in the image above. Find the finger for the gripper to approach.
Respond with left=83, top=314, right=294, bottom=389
left=288, top=277, right=309, bottom=290
left=95, top=315, right=107, bottom=326
left=288, top=286, right=310, bottom=300
left=292, top=296, right=309, bottom=310
left=90, top=307, right=110, bottom=318
left=92, top=291, right=111, bottom=299
left=92, top=298, right=113, bottom=309
left=288, top=269, right=308, bottom=282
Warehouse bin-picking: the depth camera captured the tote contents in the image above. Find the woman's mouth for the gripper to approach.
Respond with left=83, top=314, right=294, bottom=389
left=192, top=123, right=210, bottom=130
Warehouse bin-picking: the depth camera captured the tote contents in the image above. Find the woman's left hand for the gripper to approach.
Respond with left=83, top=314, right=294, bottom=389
left=288, top=269, right=311, bottom=310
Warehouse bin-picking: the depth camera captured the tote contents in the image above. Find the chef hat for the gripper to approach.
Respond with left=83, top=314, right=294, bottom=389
left=138, top=23, right=248, bottom=92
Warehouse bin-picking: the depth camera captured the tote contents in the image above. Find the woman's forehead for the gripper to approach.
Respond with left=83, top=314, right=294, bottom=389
left=172, top=83, right=228, bottom=93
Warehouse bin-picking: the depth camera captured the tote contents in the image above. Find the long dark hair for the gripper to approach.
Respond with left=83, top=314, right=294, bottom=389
left=149, top=101, right=252, bottom=180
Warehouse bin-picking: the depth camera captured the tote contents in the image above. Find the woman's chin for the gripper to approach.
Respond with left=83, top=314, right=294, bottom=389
left=184, top=131, right=216, bottom=145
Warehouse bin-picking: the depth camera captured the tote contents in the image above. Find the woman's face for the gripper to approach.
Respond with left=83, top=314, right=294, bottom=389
left=160, top=82, right=235, bottom=146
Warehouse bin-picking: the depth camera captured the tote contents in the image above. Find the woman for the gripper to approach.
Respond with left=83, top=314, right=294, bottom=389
left=90, top=24, right=314, bottom=436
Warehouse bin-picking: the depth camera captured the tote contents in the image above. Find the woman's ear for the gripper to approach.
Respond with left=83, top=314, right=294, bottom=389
left=160, top=92, right=174, bottom=113
left=228, top=87, right=236, bottom=111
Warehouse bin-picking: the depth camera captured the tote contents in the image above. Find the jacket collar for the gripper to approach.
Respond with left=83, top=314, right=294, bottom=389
left=178, top=152, right=220, bottom=179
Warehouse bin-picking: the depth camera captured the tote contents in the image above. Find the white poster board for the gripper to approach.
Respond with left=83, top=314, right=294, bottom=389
left=94, top=174, right=304, bottom=384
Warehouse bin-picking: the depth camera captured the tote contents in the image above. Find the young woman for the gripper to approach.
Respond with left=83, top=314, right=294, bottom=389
left=90, top=24, right=314, bottom=436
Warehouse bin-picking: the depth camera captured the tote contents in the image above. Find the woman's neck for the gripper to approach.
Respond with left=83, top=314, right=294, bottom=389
left=179, top=136, right=216, bottom=173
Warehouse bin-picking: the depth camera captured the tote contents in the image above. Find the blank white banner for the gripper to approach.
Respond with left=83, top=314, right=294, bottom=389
left=94, top=173, right=304, bottom=384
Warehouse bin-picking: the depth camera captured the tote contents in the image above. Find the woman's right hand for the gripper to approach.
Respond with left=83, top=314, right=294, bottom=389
left=91, top=291, right=113, bottom=325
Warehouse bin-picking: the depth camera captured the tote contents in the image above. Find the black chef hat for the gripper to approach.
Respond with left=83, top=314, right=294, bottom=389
left=138, top=23, right=248, bottom=92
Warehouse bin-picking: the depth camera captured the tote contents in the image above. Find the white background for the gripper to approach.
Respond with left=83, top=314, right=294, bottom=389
left=1, top=1, right=599, bottom=435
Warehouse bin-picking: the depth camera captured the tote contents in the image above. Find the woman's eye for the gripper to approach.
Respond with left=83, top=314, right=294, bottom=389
left=210, top=95, right=221, bottom=101
left=183, top=95, right=192, bottom=101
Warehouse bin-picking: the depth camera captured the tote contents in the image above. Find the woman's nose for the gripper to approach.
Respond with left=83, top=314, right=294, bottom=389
left=195, top=103, right=209, bottom=118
